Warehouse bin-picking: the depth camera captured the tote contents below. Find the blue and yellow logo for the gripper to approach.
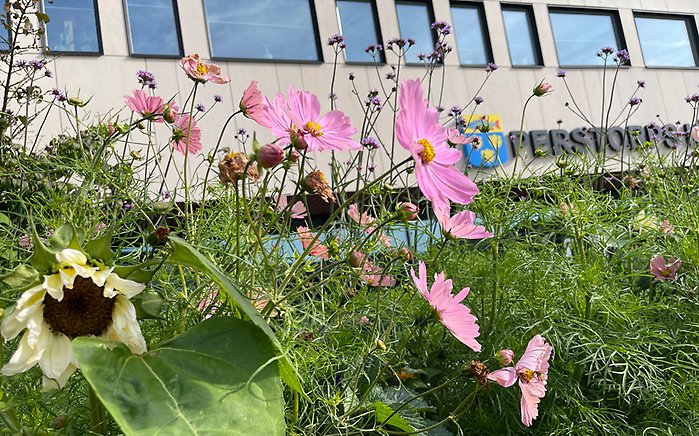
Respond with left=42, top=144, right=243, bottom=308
left=461, top=114, right=508, bottom=168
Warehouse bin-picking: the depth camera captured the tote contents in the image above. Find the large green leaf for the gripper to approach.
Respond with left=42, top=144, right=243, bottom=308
left=74, top=317, right=285, bottom=435
left=166, top=236, right=304, bottom=396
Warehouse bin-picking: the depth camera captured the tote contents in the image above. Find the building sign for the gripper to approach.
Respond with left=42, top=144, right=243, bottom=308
left=462, top=114, right=508, bottom=168
left=461, top=116, right=697, bottom=167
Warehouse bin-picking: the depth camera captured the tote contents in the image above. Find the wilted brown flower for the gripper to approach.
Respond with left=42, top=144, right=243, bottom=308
left=303, top=170, right=335, bottom=203
left=218, top=152, right=259, bottom=185
left=469, top=360, right=489, bottom=385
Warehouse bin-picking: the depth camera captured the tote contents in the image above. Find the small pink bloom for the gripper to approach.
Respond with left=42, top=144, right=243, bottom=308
left=396, top=79, right=479, bottom=209
left=533, top=81, right=553, bottom=96
left=397, top=202, right=419, bottom=221
left=691, top=126, right=699, bottom=143
left=260, top=87, right=362, bottom=152
left=359, top=315, right=371, bottom=325
left=360, top=259, right=396, bottom=287
left=348, top=203, right=375, bottom=225
left=257, top=143, right=285, bottom=168
left=411, top=261, right=481, bottom=352
left=446, top=128, right=474, bottom=146
left=488, top=335, right=553, bottom=427
left=124, top=89, right=165, bottom=121
left=435, top=206, right=493, bottom=239
left=162, top=100, right=180, bottom=123
left=297, top=226, right=329, bottom=260
left=275, top=194, right=307, bottom=219
left=180, top=54, right=230, bottom=84
left=240, top=81, right=264, bottom=123
left=497, top=349, right=515, bottom=366
left=170, top=114, right=202, bottom=155
left=650, top=255, right=681, bottom=281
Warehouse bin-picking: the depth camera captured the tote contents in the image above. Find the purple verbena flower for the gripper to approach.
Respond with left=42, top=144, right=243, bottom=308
left=387, top=37, right=408, bottom=49
left=361, top=136, right=380, bottom=149
left=637, top=80, right=646, bottom=88
left=365, top=44, right=383, bottom=53
left=431, top=20, right=452, bottom=35
left=327, top=33, right=345, bottom=46
left=474, top=96, right=484, bottom=105
left=136, top=70, right=157, bottom=88
left=449, top=106, right=463, bottom=117
left=214, top=95, right=222, bottom=103
left=556, top=69, right=566, bottom=78
left=485, top=62, right=498, bottom=73
left=195, top=103, right=206, bottom=112
left=237, top=128, right=247, bottom=136
left=614, top=49, right=630, bottom=64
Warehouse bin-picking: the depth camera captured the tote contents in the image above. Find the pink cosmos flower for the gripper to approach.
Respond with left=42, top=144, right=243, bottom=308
left=260, top=87, right=362, bottom=152
left=297, top=226, right=329, bottom=260
left=348, top=203, right=375, bottom=225
left=360, top=262, right=396, bottom=287
left=649, top=255, right=681, bottom=281
left=691, top=126, right=699, bottom=143
left=170, top=114, right=202, bottom=155
left=410, top=261, right=481, bottom=352
left=446, top=128, right=474, bottom=146
left=240, top=81, right=264, bottom=124
left=124, top=89, right=165, bottom=121
left=396, top=79, right=479, bottom=209
left=275, top=194, right=307, bottom=219
left=434, top=206, right=493, bottom=239
left=487, top=335, right=553, bottom=427
left=180, top=54, right=230, bottom=84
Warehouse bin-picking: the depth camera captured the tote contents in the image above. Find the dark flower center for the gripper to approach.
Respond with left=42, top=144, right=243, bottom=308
left=43, top=276, right=115, bottom=338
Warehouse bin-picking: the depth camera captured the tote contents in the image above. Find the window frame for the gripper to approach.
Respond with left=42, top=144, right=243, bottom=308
left=633, top=11, right=699, bottom=69
left=336, top=0, right=385, bottom=65
left=500, top=3, right=542, bottom=67
left=449, top=1, right=494, bottom=67
left=203, top=0, right=324, bottom=63
left=394, top=0, right=438, bottom=66
left=42, top=0, right=103, bottom=56
left=122, top=0, right=183, bottom=58
left=547, top=6, right=627, bottom=68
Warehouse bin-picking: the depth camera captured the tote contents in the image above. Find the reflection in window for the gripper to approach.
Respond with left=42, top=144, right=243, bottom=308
left=44, top=0, right=101, bottom=53
left=502, top=6, right=540, bottom=66
left=635, top=15, right=698, bottom=67
left=451, top=3, right=491, bottom=65
left=337, top=0, right=384, bottom=63
left=395, top=1, right=434, bottom=64
left=204, top=0, right=320, bottom=61
left=125, top=0, right=181, bottom=57
left=549, top=10, right=623, bottom=66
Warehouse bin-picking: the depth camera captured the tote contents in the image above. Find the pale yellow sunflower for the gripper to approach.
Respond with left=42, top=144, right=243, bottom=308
left=1, top=248, right=146, bottom=390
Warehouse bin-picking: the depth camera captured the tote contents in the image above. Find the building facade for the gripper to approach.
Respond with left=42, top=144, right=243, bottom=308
left=24, top=0, right=699, bottom=184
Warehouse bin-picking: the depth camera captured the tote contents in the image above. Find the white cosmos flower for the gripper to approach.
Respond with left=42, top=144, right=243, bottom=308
left=1, top=248, right=147, bottom=390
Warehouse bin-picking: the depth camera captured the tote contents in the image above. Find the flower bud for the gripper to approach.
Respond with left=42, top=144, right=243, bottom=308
left=358, top=315, right=370, bottom=325
left=497, top=349, right=515, bottom=366
left=147, top=226, right=171, bottom=246
left=163, top=103, right=177, bottom=123
left=348, top=250, right=365, bottom=268
left=256, top=143, right=285, bottom=168
left=533, top=81, right=553, bottom=97
left=399, top=247, right=413, bottom=261
left=376, top=338, right=386, bottom=351
left=397, top=202, right=419, bottom=221
left=288, top=150, right=300, bottom=163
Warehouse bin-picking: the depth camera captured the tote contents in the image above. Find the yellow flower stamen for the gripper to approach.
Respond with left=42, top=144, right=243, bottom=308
left=519, top=368, right=536, bottom=383
left=304, top=121, right=324, bottom=137
left=662, top=268, right=671, bottom=277
left=417, top=138, right=435, bottom=163
left=196, top=63, right=207, bottom=75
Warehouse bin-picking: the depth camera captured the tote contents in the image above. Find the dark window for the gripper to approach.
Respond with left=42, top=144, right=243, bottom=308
left=450, top=2, right=492, bottom=66
left=549, top=9, right=625, bottom=66
left=635, top=14, right=698, bottom=67
left=395, top=1, right=435, bottom=64
left=336, top=0, right=384, bottom=63
left=203, top=0, right=321, bottom=61
left=43, top=0, right=101, bottom=54
left=124, top=0, right=182, bottom=57
left=502, top=5, right=541, bottom=66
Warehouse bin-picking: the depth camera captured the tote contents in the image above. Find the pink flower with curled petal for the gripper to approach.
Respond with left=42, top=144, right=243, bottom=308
left=691, top=126, right=699, bottom=142
left=410, top=261, right=481, bottom=352
left=297, top=226, right=329, bottom=260
left=396, top=79, right=479, bottom=209
left=170, top=114, right=202, bottom=155
left=348, top=203, right=375, bottom=225
left=446, top=128, right=474, bottom=146
left=488, top=335, right=553, bottom=427
left=240, top=81, right=264, bottom=124
left=180, top=54, right=230, bottom=84
left=124, top=89, right=165, bottom=121
left=434, top=205, right=493, bottom=239
left=275, top=194, right=307, bottom=219
left=649, top=255, right=681, bottom=281
left=260, top=87, right=362, bottom=152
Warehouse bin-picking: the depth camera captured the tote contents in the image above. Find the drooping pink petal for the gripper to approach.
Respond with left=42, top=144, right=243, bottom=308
left=297, top=226, right=329, bottom=260
left=181, top=54, right=230, bottom=84
left=240, top=81, right=264, bottom=124
left=348, top=204, right=375, bottom=225
left=519, top=379, right=547, bottom=427
left=124, top=89, right=165, bottom=121
left=446, top=127, right=475, bottom=145
left=170, top=114, right=202, bottom=155
left=487, top=367, right=518, bottom=388
left=435, top=206, right=493, bottom=239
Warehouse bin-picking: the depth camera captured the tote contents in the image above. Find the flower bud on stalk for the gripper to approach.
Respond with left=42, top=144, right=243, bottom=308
left=533, top=81, right=553, bottom=97
left=497, top=349, right=515, bottom=366
left=256, top=143, right=285, bottom=168
left=397, top=202, right=419, bottom=221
